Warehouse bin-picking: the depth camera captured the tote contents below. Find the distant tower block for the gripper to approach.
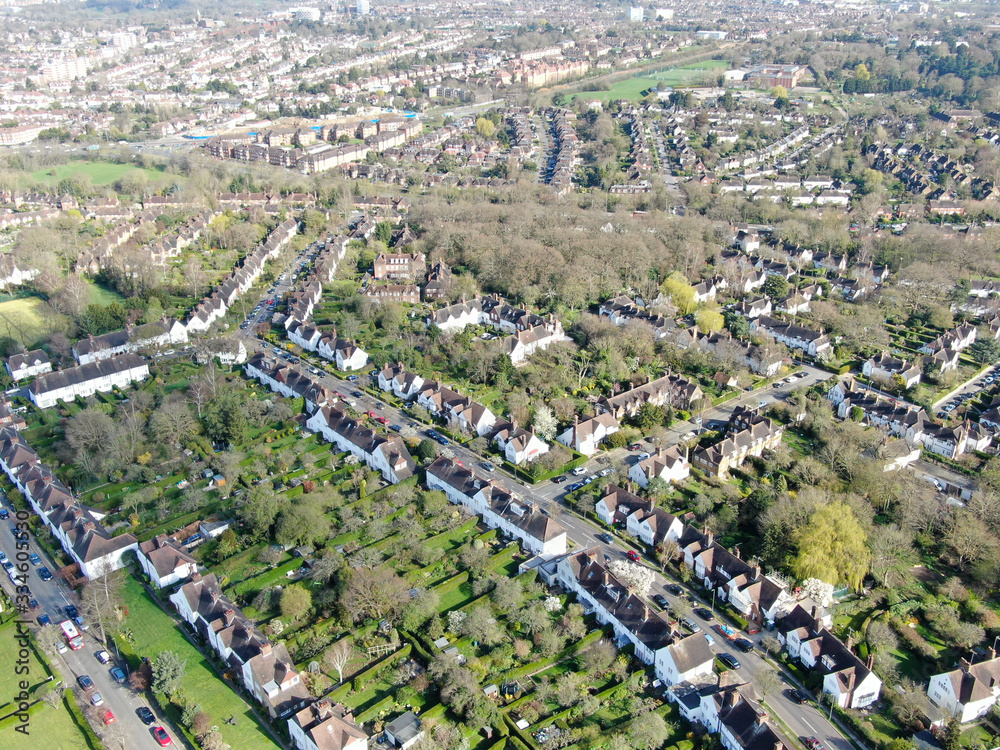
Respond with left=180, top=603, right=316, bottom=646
left=357, top=0, right=370, bottom=14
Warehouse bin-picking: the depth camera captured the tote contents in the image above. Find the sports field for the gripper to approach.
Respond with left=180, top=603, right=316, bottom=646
left=29, top=161, right=173, bottom=188
left=575, top=60, right=729, bottom=103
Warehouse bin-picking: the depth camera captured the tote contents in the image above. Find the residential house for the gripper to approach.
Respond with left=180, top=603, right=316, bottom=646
left=750, top=316, right=830, bottom=358
left=245, top=354, right=336, bottom=413
left=374, top=252, right=426, bottom=280
left=629, top=445, right=691, bottom=488
left=306, top=405, right=416, bottom=484
left=863, top=353, right=922, bottom=389
left=29, top=354, right=150, bottom=409
left=691, top=408, right=784, bottom=478
left=489, top=420, right=549, bottom=465
left=137, top=534, right=199, bottom=588
left=7, top=350, right=51, bottom=381
left=556, top=414, right=620, bottom=456
left=385, top=713, right=423, bottom=750
left=290, top=700, right=368, bottom=750
left=426, top=457, right=567, bottom=556
left=597, top=373, right=703, bottom=420
left=928, top=654, right=1000, bottom=723
left=72, top=318, right=188, bottom=364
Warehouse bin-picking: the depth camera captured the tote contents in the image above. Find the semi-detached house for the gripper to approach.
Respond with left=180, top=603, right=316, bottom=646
left=749, top=315, right=830, bottom=358
left=306, top=405, right=416, bottom=484
left=72, top=318, right=188, bottom=364
left=928, top=654, right=1000, bottom=723
left=6, top=349, right=51, bottom=381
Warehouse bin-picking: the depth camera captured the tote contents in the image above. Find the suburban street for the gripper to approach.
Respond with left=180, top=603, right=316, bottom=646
left=228, top=234, right=853, bottom=749
left=0, top=508, right=182, bottom=749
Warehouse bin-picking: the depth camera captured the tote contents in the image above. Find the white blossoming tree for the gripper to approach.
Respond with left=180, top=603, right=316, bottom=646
left=609, top=560, right=654, bottom=597
left=802, top=577, right=834, bottom=608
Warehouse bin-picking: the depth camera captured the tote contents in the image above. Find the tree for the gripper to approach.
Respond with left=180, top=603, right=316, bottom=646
left=35, top=624, right=63, bottom=655
left=324, top=640, right=354, bottom=684
left=461, top=605, right=504, bottom=645
left=152, top=650, right=187, bottom=696
left=532, top=405, right=558, bottom=441
left=869, top=524, right=917, bottom=587
left=608, top=560, right=654, bottom=596
left=582, top=639, right=617, bottom=675
left=238, top=484, right=283, bottom=540
left=475, top=117, right=496, bottom=138
left=725, top=312, right=751, bottom=340
left=661, top=273, right=696, bottom=315
left=755, top=668, right=781, bottom=697
left=633, top=402, right=666, bottom=432
left=341, top=567, right=408, bottom=622
left=969, top=337, right=1000, bottom=365
left=763, top=275, right=790, bottom=300
left=491, top=576, right=524, bottom=611
left=627, top=711, right=671, bottom=750
left=275, top=498, right=332, bottom=547
left=943, top=718, right=962, bottom=750
left=792, top=502, right=871, bottom=590
left=415, top=439, right=437, bottom=462
left=695, top=308, right=724, bottom=334
left=79, top=567, right=125, bottom=644
left=281, top=585, right=312, bottom=621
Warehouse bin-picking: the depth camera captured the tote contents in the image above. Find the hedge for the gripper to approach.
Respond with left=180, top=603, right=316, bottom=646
left=350, top=643, right=412, bottom=692
left=356, top=695, right=395, bottom=724
left=62, top=692, right=104, bottom=750
left=506, top=628, right=606, bottom=680
left=431, top=571, right=470, bottom=596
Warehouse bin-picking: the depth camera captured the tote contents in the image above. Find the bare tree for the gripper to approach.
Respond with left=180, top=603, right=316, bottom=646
left=79, top=567, right=126, bottom=644
left=324, top=639, right=354, bottom=684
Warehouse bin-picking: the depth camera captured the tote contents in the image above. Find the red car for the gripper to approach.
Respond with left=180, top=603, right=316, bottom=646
left=376, top=416, right=388, bottom=424
left=153, top=726, right=172, bottom=746
left=367, top=410, right=378, bottom=419
left=626, top=550, right=640, bottom=562
left=627, top=443, right=642, bottom=450
left=102, top=709, right=115, bottom=725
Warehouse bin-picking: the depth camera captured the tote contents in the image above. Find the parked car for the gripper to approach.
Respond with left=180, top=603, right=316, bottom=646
left=596, top=533, right=614, bottom=544
left=77, top=674, right=94, bottom=691
left=65, top=605, right=79, bottom=619
left=733, top=638, right=754, bottom=653
left=96, top=650, right=111, bottom=664
left=90, top=692, right=104, bottom=707
left=28, top=553, right=40, bottom=566
left=153, top=726, right=173, bottom=746
left=480, top=462, right=496, bottom=472
left=0, top=507, right=8, bottom=520
left=598, top=468, right=613, bottom=477
left=717, top=653, right=741, bottom=670
left=102, top=709, right=115, bottom=725
left=551, top=475, right=568, bottom=484
left=637, top=452, right=651, bottom=460
left=652, top=594, right=669, bottom=608
left=567, top=482, right=583, bottom=492
left=109, top=666, right=126, bottom=684
left=694, top=607, right=714, bottom=621
left=665, top=584, right=685, bottom=597
left=805, top=737, right=825, bottom=750
left=626, top=550, right=640, bottom=562
left=37, top=614, right=51, bottom=626
left=136, top=707, right=156, bottom=725
left=627, top=443, right=643, bottom=451
left=28, top=598, right=38, bottom=611
left=571, top=466, right=587, bottom=476
left=346, top=375, right=358, bottom=381
left=38, top=566, right=52, bottom=581
left=789, top=689, right=811, bottom=705
left=681, top=617, right=701, bottom=633
left=757, top=400, right=768, bottom=408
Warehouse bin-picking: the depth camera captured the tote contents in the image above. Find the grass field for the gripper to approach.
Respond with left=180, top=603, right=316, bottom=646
left=119, top=577, right=282, bottom=750
left=0, top=296, right=49, bottom=345
left=84, top=282, right=124, bottom=307
left=29, top=161, right=174, bottom=188
left=574, top=60, right=729, bottom=103
left=0, top=620, right=50, bottom=706
left=0, top=695, right=98, bottom=749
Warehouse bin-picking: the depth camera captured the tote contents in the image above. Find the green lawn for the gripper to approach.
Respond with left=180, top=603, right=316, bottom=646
left=85, top=282, right=124, bottom=307
left=119, top=577, right=282, bottom=750
left=29, top=161, right=175, bottom=188
left=0, top=296, right=51, bottom=346
left=574, top=61, right=729, bottom=103
left=0, top=695, right=98, bottom=750
left=0, top=620, right=51, bottom=706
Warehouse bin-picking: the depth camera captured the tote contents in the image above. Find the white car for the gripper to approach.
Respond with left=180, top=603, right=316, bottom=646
left=571, top=467, right=587, bottom=476
left=637, top=452, right=651, bottom=461
left=599, top=468, right=613, bottom=477
left=682, top=432, right=696, bottom=441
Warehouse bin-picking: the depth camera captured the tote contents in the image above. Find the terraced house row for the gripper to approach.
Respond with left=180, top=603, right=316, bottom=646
left=0, top=426, right=137, bottom=577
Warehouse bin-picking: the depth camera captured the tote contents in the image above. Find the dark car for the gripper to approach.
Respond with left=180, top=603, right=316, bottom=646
left=38, top=566, right=52, bottom=581
left=717, top=653, right=741, bottom=670
left=390, top=424, right=402, bottom=432
left=789, top=689, right=811, bottom=705
left=665, top=584, right=685, bottom=597
left=136, top=707, right=156, bottom=725
left=352, top=391, right=363, bottom=398
left=65, top=605, right=79, bottom=619
left=346, top=375, right=358, bottom=381
left=552, top=475, right=568, bottom=483
left=652, top=594, right=669, bottom=608
left=480, top=461, right=495, bottom=472
left=596, top=532, right=614, bottom=544
left=435, top=436, right=448, bottom=446
left=694, top=607, right=714, bottom=621
left=110, top=667, right=126, bottom=684
left=0, top=507, right=8, bottom=519
left=425, top=429, right=440, bottom=439
left=28, top=553, right=40, bottom=566
left=77, top=674, right=94, bottom=690
left=37, top=613, right=51, bottom=626
left=733, top=638, right=754, bottom=653
left=28, top=598, right=38, bottom=611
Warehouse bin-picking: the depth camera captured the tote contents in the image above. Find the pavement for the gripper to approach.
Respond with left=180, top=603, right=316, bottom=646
left=0, top=508, right=184, bottom=749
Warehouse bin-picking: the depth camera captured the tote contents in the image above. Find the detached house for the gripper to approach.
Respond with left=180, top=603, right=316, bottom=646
left=595, top=485, right=685, bottom=548
left=692, top=408, right=783, bottom=478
